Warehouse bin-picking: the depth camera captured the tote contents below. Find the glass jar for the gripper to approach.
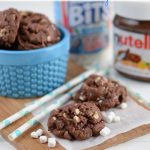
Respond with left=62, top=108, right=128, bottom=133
left=113, top=2, right=150, bottom=81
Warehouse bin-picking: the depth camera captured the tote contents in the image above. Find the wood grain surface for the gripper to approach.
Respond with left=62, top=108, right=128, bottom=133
left=0, top=59, right=150, bottom=150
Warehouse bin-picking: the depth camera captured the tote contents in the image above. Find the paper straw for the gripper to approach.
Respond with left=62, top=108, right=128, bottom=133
left=8, top=84, right=81, bottom=141
left=0, top=68, right=106, bottom=130
left=126, top=87, right=149, bottom=106
left=109, top=76, right=149, bottom=106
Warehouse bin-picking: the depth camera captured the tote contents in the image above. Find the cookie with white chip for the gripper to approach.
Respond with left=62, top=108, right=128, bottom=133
left=0, top=8, right=20, bottom=48
left=73, top=75, right=127, bottom=111
left=16, top=11, right=60, bottom=50
left=47, top=102, right=105, bottom=140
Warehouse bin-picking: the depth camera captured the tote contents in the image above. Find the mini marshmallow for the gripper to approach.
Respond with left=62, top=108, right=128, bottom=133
left=39, top=136, right=48, bottom=144
left=108, top=111, right=115, bottom=118
left=113, top=116, right=121, bottom=122
left=100, top=127, right=111, bottom=137
left=48, top=137, right=56, bottom=148
left=119, top=103, right=128, bottom=109
left=102, top=113, right=113, bottom=123
left=106, top=115, right=113, bottom=123
left=30, top=131, right=39, bottom=139
left=36, top=129, right=43, bottom=137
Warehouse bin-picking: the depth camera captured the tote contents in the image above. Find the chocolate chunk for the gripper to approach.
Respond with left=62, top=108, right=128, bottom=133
left=47, top=102, right=105, bottom=140
left=0, top=8, right=20, bottom=48
left=73, top=75, right=127, bottom=111
left=16, top=11, right=60, bottom=50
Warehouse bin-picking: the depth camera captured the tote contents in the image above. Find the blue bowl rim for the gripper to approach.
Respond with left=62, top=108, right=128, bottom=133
left=0, top=25, right=70, bottom=66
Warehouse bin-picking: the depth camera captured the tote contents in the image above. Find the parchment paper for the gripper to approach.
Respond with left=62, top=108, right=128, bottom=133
left=31, top=97, right=150, bottom=150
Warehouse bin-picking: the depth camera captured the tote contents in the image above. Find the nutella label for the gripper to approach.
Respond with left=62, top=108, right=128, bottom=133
left=114, top=27, right=150, bottom=78
left=55, top=1, right=109, bottom=54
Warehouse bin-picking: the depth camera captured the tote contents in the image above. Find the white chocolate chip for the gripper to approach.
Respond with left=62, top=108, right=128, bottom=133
left=75, top=109, right=80, bottom=115
left=39, top=136, right=48, bottom=144
left=113, top=116, right=121, bottom=122
left=47, top=36, right=52, bottom=42
left=30, top=131, right=39, bottom=139
left=63, top=113, right=67, bottom=118
left=119, top=102, right=128, bottom=109
left=96, top=97, right=100, bottom=101
left=79, top=95, right=85, bottom=101
left=36, top=129, right=43, bottom=137
left=52, top=117, right=56, bottom=120
left=41, top=19, right=47, bottom=23
left=98, top=100, right=103, bottom=104
left=73, top=115, right=80, bottom=123
left=0, top=29, right=6, bottom=37
left=51, top=24, right=56, bottom=31
left=48, top=137, right=56, bottom=148
left=12, top=14, right=16, bottom=20
left=93, top=112, right=99, bottom=119
left=100, top=127, right=111, bottom=137
left=20, top=11, right=28, bottom=16
left=95, top=77, right=101, bottom=83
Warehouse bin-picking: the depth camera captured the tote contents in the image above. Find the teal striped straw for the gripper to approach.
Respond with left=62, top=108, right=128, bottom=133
left=8, top=84, right=81, bottom=141
left=109, top=76, right=149, bottom=107
left=127, top=87, right=150, bottom=107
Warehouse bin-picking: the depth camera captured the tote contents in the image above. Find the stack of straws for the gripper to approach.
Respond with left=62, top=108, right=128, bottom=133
left=0, top=68, right=108, bottom=141
left=0, top=67, right=148, bottom=141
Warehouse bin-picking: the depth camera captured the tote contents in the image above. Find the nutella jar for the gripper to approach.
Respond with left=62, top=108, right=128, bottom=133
left=113, top=2, right=150, bottom=81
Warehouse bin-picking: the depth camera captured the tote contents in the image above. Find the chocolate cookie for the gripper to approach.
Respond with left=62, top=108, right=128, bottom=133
left=16, top=11, right=61, bottom=50
left=73, top=75, right=127, bottom=111
left=0, top=8, right=20, bottom=48
left=48, top=102, right=105, bottom=140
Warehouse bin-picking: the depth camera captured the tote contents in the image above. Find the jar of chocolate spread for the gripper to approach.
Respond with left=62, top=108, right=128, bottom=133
left=113, top=2, right=150, bottom=81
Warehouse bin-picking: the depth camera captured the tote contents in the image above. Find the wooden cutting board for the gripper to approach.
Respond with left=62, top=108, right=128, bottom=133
left=0, top=59, right=150, bottom=150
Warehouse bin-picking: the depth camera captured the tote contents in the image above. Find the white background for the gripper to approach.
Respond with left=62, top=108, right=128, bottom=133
left=0, top=1, right=55, bottom=21
left=0, top=1, right=149, bottom=150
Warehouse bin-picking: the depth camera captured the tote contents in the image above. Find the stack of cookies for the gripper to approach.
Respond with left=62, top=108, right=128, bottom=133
left=0, top=8, right=60, bottom=50
left=47, top=74, right=127, bottom=141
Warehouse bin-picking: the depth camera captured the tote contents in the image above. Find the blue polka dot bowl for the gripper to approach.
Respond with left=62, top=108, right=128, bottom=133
left=0, top=26, right=70, bottom=98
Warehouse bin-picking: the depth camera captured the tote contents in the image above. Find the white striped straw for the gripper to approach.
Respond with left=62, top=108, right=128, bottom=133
left=0, top=68, right=103, bottom=130
left=109, top=76, right=149, bottom=106
left=125, top=86, right=149, bottom=105
left=8, top=84, right=81, bottom=141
